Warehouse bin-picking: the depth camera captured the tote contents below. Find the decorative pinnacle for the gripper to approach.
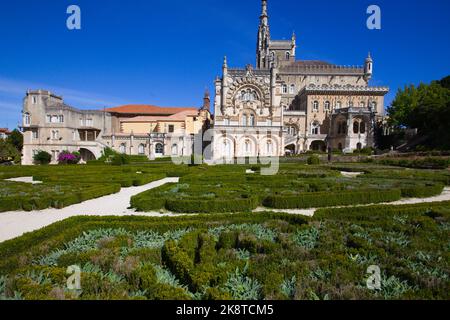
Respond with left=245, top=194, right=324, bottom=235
left=261, top=0, right=268, bottom=17
left=223, top=56, right=228, bottom=68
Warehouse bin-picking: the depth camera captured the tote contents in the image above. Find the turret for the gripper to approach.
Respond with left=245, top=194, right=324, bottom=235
left=256, top=0, right=271, bottom=69
left=364, top=52, right=373, bottom=81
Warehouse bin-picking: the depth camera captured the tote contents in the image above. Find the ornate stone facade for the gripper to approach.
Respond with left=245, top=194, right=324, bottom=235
left=212, top=0, right=389, bottom=159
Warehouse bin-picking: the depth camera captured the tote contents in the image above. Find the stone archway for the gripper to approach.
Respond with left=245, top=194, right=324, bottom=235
left=79, top=148, right=96, bottom=162
left=285, top=144, right=296, bottom=156
left=310, top=140, right=326, bottom=152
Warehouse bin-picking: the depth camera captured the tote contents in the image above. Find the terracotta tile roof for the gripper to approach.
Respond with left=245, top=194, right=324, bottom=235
left=105, top=105, right=198, bottom=115
left=120, top=110, right=199, bottom=123
left=0, top=128, right=11, bottom=134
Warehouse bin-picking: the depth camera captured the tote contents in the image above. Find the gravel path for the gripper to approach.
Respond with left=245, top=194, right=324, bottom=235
left=1, top=177, right=449, bottom=243
left=254, top=187, right=450, bottom=217
left=0, top=177, right=179, bottom=243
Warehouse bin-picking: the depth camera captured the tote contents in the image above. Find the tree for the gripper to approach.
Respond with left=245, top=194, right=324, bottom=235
left=0, top=140, right=20, bottom=163
left=387, top=76, right=450, bottom=150
left=6, top=129, right=23, bottom=152
left=33, top=150, right=52, bottom=165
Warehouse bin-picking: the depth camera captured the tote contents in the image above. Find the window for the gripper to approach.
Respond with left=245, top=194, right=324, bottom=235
left=168, top=125, right=175, bottom=133
left=313, top=101, right=319, bottom=112
left=338, top=122, right=347, bottom=135
left=324, top=101, right=331, bottom=111
left=80, top=118, right=84, bottom=126
left=58, top=115, right=64, bottom=123
left=242, top=115, right=248, bottom=127
left=47, top=115, right=52, bottom=123
left=155, top=143, right=164, bottom=155
left=371, top=101, right=377, bottom=109
left=224, top=118, right=230, bottom=126
left=360, top=121, right=366, bottom=134
left=238, top=89, right=258, bottom=101
left=336, top=101, right=342, bottom=109
left=245, top=140, right=251, bottom=153
left=171, top=144, right=178, bottom=156
left=249, top=114, right=255, bottom=127
left=51, top=115, right=58, bottom=123
left=32, top=96, right=37, bottom=104
left=138, top=144, right=145, bottom=155
left=267, top=140, right=274, bottom=155
left=289, top=84, right=295, bottom=94
left=353, top=121, right=359, bottom=134
left=311, top=122, right=320, bottom=135
left=32, top=130, right=38, bottom=140
left=287, top=126, right=297, bottom=135
left=282, top=84, right=288, bottom=94
left=86, top=119, right=93, bottom=127
left=348, top=101, right=354, bottom=108
left=359, top=102, right=365, bottom=108
left=119, top=143, right=126, bottom=154
left=51, top=130, right=59, bottom=140
left=285, top=51, right=290, bottom=60
left=24, top=113, right=31, bottom=125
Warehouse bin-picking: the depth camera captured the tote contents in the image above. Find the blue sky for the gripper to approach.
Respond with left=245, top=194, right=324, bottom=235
left=1, top=0, right=449, bottom=129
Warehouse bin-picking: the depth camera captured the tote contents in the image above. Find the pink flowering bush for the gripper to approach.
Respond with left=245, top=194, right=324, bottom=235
left=58, top=151, right=81, bottom=165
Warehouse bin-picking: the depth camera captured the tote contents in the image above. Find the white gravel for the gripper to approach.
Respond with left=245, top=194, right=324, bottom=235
left=0, top=177, right=179, bottom=243
left=254, top=187, right=450, bottom=217
left=5, top=176, right=42, bottom=184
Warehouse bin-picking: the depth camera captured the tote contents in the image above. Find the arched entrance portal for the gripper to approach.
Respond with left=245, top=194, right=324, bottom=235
left=310, top=140, right=326, bottom=152
left=79, top=148, right=96, bottom=162
left=285, top=144, right=296, bottom=156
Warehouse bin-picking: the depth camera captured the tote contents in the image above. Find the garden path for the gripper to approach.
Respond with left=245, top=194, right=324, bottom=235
left=254, top=187, right=450, bottom=216
left=0, top=177, right=180, bottom=243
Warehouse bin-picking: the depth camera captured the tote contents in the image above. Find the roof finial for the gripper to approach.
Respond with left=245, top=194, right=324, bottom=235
left=261, top=0, right=268, bottom=17
left=366, top=51, right=372, bottom=61
left=223, top=56, right=228, bottom=68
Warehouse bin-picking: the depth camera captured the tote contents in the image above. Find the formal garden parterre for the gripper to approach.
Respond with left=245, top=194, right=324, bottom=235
left=0, top=202, right=448, bottom=300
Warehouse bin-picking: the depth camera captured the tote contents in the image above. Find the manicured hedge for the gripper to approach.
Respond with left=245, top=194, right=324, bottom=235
left=165, top=197, right=260, bottom=213
left=400, top=183, right=444, bottom=198
left=263, top=189, right=403, bottom=209
left=0, top=183, right=121, bottom=212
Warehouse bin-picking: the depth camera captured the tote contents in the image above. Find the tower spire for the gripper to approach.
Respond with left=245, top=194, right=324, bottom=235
left=260, top=0, right=269, bottom=25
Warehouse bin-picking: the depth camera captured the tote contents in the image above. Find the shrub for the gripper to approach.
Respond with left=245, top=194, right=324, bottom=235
left=58, top=151, right=81, bottom=165
left=111, top=154, right=131, bottom=166
left=33, top=151, right=52, bottom=165
left=263, top=189, right=402, bottom=209
left=307, top=155, right=320, bottom=165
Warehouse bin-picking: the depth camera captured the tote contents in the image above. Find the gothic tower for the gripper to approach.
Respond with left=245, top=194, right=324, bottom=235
left=256, top=0, right=271, bottom=69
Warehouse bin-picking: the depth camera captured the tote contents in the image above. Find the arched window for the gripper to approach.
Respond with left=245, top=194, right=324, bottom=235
left=138, top=144, right=145, bottom=155
left=285, top=51, right=290, bottom=60
left=282, top=84, right=288, bottom=94
left=353, top=121, right=359, bottom=134
left=223, top=140, right=232, bottom=159
left=249, top=114, right=255, bottom=127
left=171, top=144, right=178, bottom=156
left=371, top=101, right=377, bottom=109
left=119, top=143, right=126, bottom=154
left=289, top=84, right=295, bottom=94
left=348, top=101, right=354, bottom=108
left=324, top=101, right=331, bottom=111
left=24, top=113, right=31, bottom=125
left=242, top=115, right=248, bottom=127
left=155, top=143, right=164, bottom=155
left=313, top=101, right=319, bottom=112
left=360, top=121, right=366, bottom=134
left=288, top=126, right=297, bottom=135
left=357, top=143, right=362, bottom=150
left=266, top=140, right=274, bottom=155
left=245, top=140, right=251, bottom=154
left=311, top=122, right=320, bottom=135
left=336, top=101, right=342, bottom=109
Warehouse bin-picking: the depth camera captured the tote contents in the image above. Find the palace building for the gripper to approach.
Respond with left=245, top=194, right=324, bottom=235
left=20, top=0, right=389, bottom=165
left=21, top=90, right=211, bottom=165
left=211, top=0, right=389, bottom=160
